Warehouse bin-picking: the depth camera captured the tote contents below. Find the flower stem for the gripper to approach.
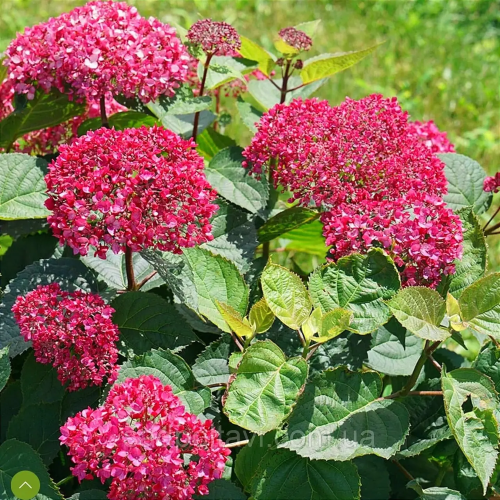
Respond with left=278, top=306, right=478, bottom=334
left=302, top=337, right=311, bottom=359
left=192, top=54, right=213, bottom=142
left=483, top=204, right=500, bottom=231
left=225, top=439, right=249, bottom=449
left=125, top=247, right=137, bottom=291
left=100, top=95, right=109, bottom=128
left=383, top=390, right=443, bottom=400
left=485, top=220, right=500, bottom=236
left=55, top=476, right=74, bottom=488
left=137, top=271, right=158, bottom=290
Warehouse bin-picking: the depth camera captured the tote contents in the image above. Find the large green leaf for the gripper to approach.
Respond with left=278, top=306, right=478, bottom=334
left=459, top=273, right=500, bottom=337
left=0, top=258, right=99, bottom=357
left=300, top=44, right=380, bottom=84
left=111, top=292, right=200, bottom=357
left=0, top=346, right=10, bottom=392
left=116, top=348, right=210, bottom=415
left=205, top=147, right=269, bottom=215
left=439, top=153, right=492, bottom=214
left=258, top=207, right=319, bottom=243
left=261, top=262, right=312, bottom=330
left=250, top=448, right=360, bottom=500
left=236, top=97, right=263, bottom=133
left=281, top=219, right=327, bottom=256
left=193, top=480, right=246, bottom=500
left=150, top=85, right=213, bottom=115
left=200, top=56, right=256, bottom=90
left=223, top=340, right=308, bottom=434
left=192, top=334, right=232, bottom=386
left=77, top=110, right=160, bottom=135
left=280, top=367, right=410, bottom=460
left=67, top=492, right=108, bottom=500
left=388, top=287, right=450, bottom=341
left=474, top=344, right=500, bottom=392
left=0, top=439, right=62, bottom=499
left=355, top=456, right=391, bottom=500
left=309, top=249, right=400, bottom=334
left=0, top=89, right=85, bottom=149
left=441, top=368, right=499, bottom=493
left=418, top=487, right=467, bottom=500
left=196, top=128, right=236, bottom=161
left=238, top=36, right=275, bottom=75
left=0, top=154, right=50, bottom=220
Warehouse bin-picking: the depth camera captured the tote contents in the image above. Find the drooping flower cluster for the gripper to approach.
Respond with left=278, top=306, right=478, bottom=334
left=484, top=172, right=500, bottom=193
left=45, top=126, right=218, bottom=258
left=12, top=283, right=119, bottom=391
left=408, top=119, right=456, bottom=153
left=187, top=19, right=241, bottom=56
left=278, top=27, right=313, bottom=52
left=4, top=0, right=189, bottom=102
left=60, top=375, right=230, bottom=499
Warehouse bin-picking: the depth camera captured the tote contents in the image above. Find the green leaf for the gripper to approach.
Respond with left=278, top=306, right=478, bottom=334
left=366, top=318, right=424, bottom=376
left=459, top=273, right=500, bottom=337
left=0, top=439, right=62, bottom=499
left=77, top=111, right=160, bottom=136
left=196, top=128, right=236, bottom=161
left=279, top=367, right=410, bottom=460
left=261, top=262, right=312, bottom=330
left=474, top=344, right=500, bottom=393
left=201, top=56, right=256, bottom=90
left=193, top=480, right=246, bottom=500
left=300, top=44, right=380, bottom=84
left=67, top=492, right=108, bottom=500
left=1, top=381, right=22, bottom=442
left=111, top=292, right=200, bottom=357
left=418, top=487, right=467, bottom=500
left=61, top=386, right=100, bottom=422
left=215, top=300, right=253, bottom=338
left=223, top=340, right=308, bottom=434
left=0, top=89, right=85, bottom=149
left=238, top=36, right=275, bottom=76
left=442, top=368, right=499, bottom=493
left=0, top=154, right=50, bottom=220
left=116, top=348, right=211, bottom=415
left=354, top=456, right=391, bottom=500
left=153, top=85, right=213, bottom=115
left=0, top=346, right=10, bottom=392
left=192, top=334, right=232, bottom=386
left=295, top=20, right=322, bottom=38
left=249, top=298, right=275, bottom=334
left=250, top=448, right=360, bottom=500
left=236, top=97, right=263, bottom=133
left=281, top=219, right=327, bottom=256
left=205, top=147, right=269, bottom=215
left=258, top=207, right=319, bottom=243
left=0, top=258, right=99, bottom=357
left=309, top=249, right=400, bottom=334
left=388, top=287, right=450, bottom=342
left=274, top=38, right=300, bottom=56
left=314, top=309, right=353, bottom=343
left=439, top=153, right=492, bottom=214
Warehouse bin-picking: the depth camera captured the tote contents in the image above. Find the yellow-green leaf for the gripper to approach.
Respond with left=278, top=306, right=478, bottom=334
left=216, top=300, right=253, bottom=339
left=249, top=298, right=275, bottom=334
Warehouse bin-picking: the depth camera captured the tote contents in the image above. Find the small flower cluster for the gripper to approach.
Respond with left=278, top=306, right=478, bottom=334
left=187, top=19, right=241, bottom=56
left=60, top=375, right=230, bottom=499
left=45, top=126, right=218, bottom=258
left=4, top=0, right=189, bottom=102
left=408, top=119, right=456, bottom=153
left=484, top=172, right=500, bottom=193
left=12, top=283, right=119, bottom=391
left=278, top=27, right=313, bottom=52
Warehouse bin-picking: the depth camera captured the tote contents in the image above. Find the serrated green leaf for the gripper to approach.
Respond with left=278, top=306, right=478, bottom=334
left=200, top=56, right=257, bottom=90
left=0, top=346, right=10, bottom=392
left=236, top=97, right=263, bottom=133
left=0, top=89, right=85, bottom=149
left=238, top=36, right=275, bottom=75
left=300, top=44, right=380, bottom=84
left=223, top=340, right=308, bottom=434
left=0, top=439, right=63, bottom=499
left=355, top=456, right=391, bottom=500
left=314, top=308, right=352, bottom=343
left=459, top=273, right=500, bottom=337
left=418, top=487, right=467, bottom=500
left=67, top=491, right=108, bottom=500
left=261, top=262, right=311, bottom=330
left=249, top=298, right=275, bottom=334
left=439, top=153, right=492, bottom=214
left=154, top=85, right=213, bottom=115
left=388, top=287, right=450, bottom=341
left=111, top=292, right=200, bottom=357
left=116, top=348, right=210, bottom=415
left=279, top=367, right=410, bottom=460
left=1, top=381, right=22, bottom=442
left=196, top=128, right=236, bottom=161
left=205, top=147, right=268, bottom=215
left=192, top=334, right=232, bottom=386
left=250, top=448, right=360, bottom=500
left=309, top=249, right=400, bottom=334
left=258, top=207, right=319, bottom=243
left=216, top=300, right=253, bottom=338
left=193, top=480, right=246, bottom=500
left=442, top=368, right=499, bottom=493
left=77, top=111, right=160, bottom=136
left=0, top=154, right=50, bottom=220
left=474, top=344, right=500, bottom=393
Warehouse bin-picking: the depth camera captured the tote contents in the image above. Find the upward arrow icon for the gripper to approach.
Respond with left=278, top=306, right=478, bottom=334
left=19, top=481, right=32, bottom=489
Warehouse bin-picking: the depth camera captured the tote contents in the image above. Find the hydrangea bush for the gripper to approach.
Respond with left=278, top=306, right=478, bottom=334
left=1, top=3, right=500, bottom=499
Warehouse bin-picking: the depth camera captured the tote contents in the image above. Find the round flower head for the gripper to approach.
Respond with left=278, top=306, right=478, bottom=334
left=45, top=126, right=218, bottom=259
left=243, top=95, right=448, bottom=207
left=5, top=0, right=190, bottom=102
left=484, top=172, right=500, bottom=193
left=60, top=375, right=230, bottom=499
left=278, top=27, right=313, bottom=52
left=187, top=19, right=241, bottom=56
left=408, top=119, right=456, bottom=154
left=12, top=283, right=119, bottom=391
left=321, top=194, right=463, bottom=288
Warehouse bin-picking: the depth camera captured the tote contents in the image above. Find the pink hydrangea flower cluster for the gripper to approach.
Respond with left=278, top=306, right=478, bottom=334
left=45, top=126, right=218, bottom=259
left=12, top=283, right=119, bottom=391
left=187, top=19, right=241, bottom=56
left=321, top=194, right=463, bottom=287
left=484, top=172, right=500, bottom=193
left=278, top=27, right=313, bottom=52
left=60, top=375, right=230, bottom=499
left=4, top=0, right=189, bottom=102
left=408, top=119, right=456, bottom=153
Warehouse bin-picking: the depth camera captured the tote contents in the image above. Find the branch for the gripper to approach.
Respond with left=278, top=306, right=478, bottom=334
left=225, top=439, right=249, bottom=449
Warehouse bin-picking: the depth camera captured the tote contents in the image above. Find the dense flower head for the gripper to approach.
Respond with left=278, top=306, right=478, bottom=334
left=243, top=95, right=448, bottom=207
left=408, top=119, right=456, bottom=153
left=321, top=193, right=463, bottom=288
left=278, top=27, right=313, bottom=52
left=12, top=283, right=119, bottom=391
left=484, top=172, right=500, bottom=193
left=60, top=375, right=230, bottom=499
left=4, top=0, right=189, bottom=102
left=187, top=19, right=241, bottom=56
left=45, top=125, right=218, bottom=258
